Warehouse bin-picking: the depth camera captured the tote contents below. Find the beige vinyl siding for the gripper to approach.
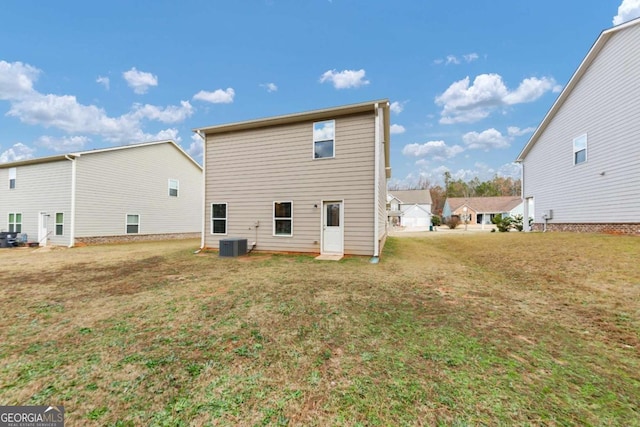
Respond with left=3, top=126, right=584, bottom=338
left=74, top=143, right=202, bottom=237
left=523, top=24, right=640, bottom=223
left=0, top=160, right=72, bottom=245
left=205, top=112, right=376, bottom=255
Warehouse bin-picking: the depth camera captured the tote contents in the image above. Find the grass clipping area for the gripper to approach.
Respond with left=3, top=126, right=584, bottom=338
left=0, top=234, right=639, bottom=426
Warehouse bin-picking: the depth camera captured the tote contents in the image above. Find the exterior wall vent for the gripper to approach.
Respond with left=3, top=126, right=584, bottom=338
left=219, top=238, right=248, bottom=257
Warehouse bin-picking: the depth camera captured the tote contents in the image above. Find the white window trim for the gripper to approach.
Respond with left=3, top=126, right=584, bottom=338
left=211, top=202, right=227, bottom=235
left=573, top=134, right=587, bottom=165
left=8, top=167, right=16, bottom=189
left=168, top=179, right=179, bottom=197
left=273, top=201, right=293, bottom=237
left=8, top=212, right=22, bottom=233
left=312, top=119, right=335, bottom=160
left=55, top=212, right=64, bottom=236
left=126, top=214, right=140, bottom=234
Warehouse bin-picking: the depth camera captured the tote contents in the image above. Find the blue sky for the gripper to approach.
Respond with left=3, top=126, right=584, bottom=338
left=1, top=0, right=639, bottom=187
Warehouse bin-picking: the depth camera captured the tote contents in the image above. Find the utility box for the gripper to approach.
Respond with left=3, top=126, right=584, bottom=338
left=543, top=209, right=554, bottom=220
left=219, top=238, right=248, bottom=257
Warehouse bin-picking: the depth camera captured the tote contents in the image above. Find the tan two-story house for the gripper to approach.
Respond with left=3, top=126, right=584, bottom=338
left=194, top=100, right=391, bottom=257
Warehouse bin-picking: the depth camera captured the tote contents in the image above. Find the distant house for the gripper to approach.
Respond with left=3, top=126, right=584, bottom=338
left=0, top=140, right=202, bottom=246
left=194, top=100, right=391, bottom=257
left=516, top=18, right=640, bottom=234
left=443, top=196, right=523, bottom=225
left=387, top=189, right=432, bottom=227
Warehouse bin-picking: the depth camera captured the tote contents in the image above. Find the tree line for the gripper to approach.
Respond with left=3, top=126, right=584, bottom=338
left=389, top=172, right=521, bottom=216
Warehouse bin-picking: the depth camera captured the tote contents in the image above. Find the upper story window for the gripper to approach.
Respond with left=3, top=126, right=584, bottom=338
left=313, top=120, right=335, bottom=159
left=573, top=134, right=587, bottom=165
left=8, top=168, right=16, bottom=189
left=273, top=201, right=293, bottom=236
left=169, top=179, right=179, bottom=197
left=211, top=203, right=227, bottom=235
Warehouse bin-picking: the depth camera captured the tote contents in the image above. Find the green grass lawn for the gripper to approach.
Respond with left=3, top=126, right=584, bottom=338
left=0, top=233, right=638, bottom=426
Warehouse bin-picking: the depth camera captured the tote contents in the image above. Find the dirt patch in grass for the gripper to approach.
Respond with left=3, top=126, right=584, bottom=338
left=0, top=235, right=638, bottom=425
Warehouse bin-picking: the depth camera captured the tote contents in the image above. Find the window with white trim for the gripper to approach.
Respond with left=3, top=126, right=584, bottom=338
left=573, top=134, right=587, bottom=165
left=8, top=168, right=16, bottom=189
left=169, top=179, right=179, bottom=197
left=211, top=203, right=227, bottom=235
left=273, top=201, right=292, bottom=236
left=126, top=214, right=140, bottom=234
left=313, top=120, right=335, bottom=159
left=55, top=213, right=64, bottom=236
left=8, top=213, right=22, bottom=233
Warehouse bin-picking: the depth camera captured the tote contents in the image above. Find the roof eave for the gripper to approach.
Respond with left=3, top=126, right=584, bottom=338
left=194, top=99, right=390, bottom=135
left=516, top=18, right=640, bottom=162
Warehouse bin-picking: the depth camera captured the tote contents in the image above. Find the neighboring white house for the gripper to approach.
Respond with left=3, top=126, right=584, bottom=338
left=194, top=100, right=391, bottom=257
left=387, top=189, right=432, bottom=227
left=443, top=196, right=523, bottom=225
left=516, top=17, right=640, bottom=235
left=0, top=140, right=203, bottom=246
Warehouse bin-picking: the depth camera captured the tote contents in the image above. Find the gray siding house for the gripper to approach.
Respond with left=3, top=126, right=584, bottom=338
left=516, top=18, right=640, bottom=235
left=194, top=100, right=391, bottom=257
left=0, top=140, right=202, bottom=246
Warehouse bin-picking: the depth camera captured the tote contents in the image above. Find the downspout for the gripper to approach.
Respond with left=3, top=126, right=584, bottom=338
left=520, top=162, right=529, bottom=232
left=373, top=103, right=381, bottom=258
left=195, top=130, right=206, bottom=251
left=65, top=155, right=77, bottom=247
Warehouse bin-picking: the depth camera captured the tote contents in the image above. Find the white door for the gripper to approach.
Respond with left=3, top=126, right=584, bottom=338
left=322, top=201, right=343, bottom=254
left=38, top=212, right=48, bottom=247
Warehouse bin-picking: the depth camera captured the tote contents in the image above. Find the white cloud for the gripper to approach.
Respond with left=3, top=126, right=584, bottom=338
left=7, top=92, right=192, bottom=144
left=129, top=101, right=194, bottom=123
left=435, top=73, right=559, bottom=124
left=0, top=61, right=192, bottom=146
left=390, top=100, right=406, bottom=114
left=193, top=88, right=235, bottom=104
left=149, top=128, right=180, bottom=142
left=122, top=67, right=158, bottom=94
left=35, top=135, right=89, bottom=152
left=497, top=162, right=522, bottom=179
left=462, top=128, right=511, bottom=150
left=613, top=0, right=640, bottom=25
left=446, top=55, right=460, bottom=65
left=8, top=94, right=131, bottom=135
left=390, top=124, right=405, bottom=134
left=0, top=60, right=39, bottom=100
left=463, top=53, right=479, bottom=63
left=402, top=140, right=464, bottom=161
left=507, top=126, right=536, bottom=137
left=434, top=53, right=480, bottom=66
left=260, top=82, right=278, bottom=92
left=187, top=132, right=204, bottom=160
left=394, top=161, right=522, bottom=188
left=96, top=76, right=110, bottom=90
left=503, top=77, right=561, bottom=104
left=0, top=143, right=36, bottom=163
left=319, top=69, right=369, bottom=89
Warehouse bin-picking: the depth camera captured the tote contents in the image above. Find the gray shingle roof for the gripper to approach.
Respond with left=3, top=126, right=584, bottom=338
left=389, top=189, right=432, bottom=205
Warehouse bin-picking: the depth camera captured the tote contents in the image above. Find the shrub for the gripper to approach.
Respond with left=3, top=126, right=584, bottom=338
left=512, top=214, right=524, bottom=231
left=431, top=215, right=441, bottom=226
left=492, top=214, right=513, bottom=232
left=445, top=216, right=460, bottom=229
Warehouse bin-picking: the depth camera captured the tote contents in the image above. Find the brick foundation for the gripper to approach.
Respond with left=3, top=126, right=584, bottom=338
left=74, top=232, right=200, bottom=246
left=531, top=223, right=640, bottom=235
